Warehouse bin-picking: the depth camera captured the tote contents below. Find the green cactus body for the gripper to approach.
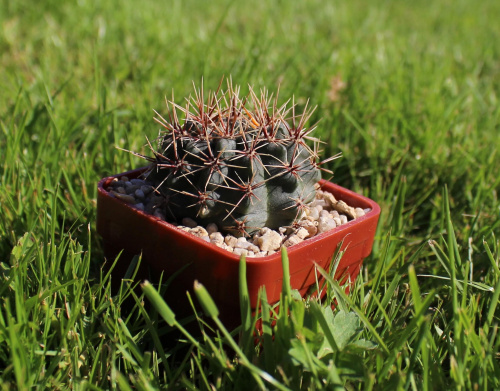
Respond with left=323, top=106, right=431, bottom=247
left=146, top=83, right=327, bottom=236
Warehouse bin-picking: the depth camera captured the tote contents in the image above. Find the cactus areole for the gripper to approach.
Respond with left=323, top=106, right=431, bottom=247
left=137, top=81, right=335, bottom=236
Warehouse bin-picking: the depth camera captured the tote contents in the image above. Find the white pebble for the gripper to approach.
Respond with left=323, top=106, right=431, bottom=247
left=320, top=209, right=330, bottom=218
left=340, top=215, right=348, bottom=225
left=232, top=248, right=248, bottom=257
left=209, top=232, right=224, bottom=246
left=221, top=243, right=234, bottom=252
left=235, top=240, right=259, bottom=252
left=355, top=207, right=365, bottom=218
left=311, top=199, right=328, bottom=208
left=225, top=235, right=238, bottom=248
left=201, top=236, right=210, bottom=242
left=190, top=226, right=208, bottom=238
left=298, top=220, right=318, bottom=237
left=318, top=217, right=336, bottom=233
left=307, top=207, right=319, bottom=220
left=284, top=234, right=303, bottom=247
left=256, top=229, right=282, bottom=252
left=295, top=227, right=309, bottom=240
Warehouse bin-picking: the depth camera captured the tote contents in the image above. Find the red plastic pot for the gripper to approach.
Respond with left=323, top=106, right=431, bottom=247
left=97, top=167, right=380, bottom=320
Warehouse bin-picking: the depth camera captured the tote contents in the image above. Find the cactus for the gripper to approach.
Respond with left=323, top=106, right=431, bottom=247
left=139, top=81, right=335, bottom=236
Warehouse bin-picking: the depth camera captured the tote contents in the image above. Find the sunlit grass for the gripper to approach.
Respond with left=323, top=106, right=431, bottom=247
left=1, top=0, right=499, bottom=388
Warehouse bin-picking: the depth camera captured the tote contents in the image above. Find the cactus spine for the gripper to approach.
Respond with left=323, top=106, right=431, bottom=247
left=142, top=81, right=333, bottom=236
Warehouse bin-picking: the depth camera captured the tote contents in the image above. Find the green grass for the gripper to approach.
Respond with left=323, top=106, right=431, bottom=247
left=1, top=0, right=500, bottom=389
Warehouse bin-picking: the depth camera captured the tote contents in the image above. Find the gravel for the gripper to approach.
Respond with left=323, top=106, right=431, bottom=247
left=106, top=176, right=372, bottom=258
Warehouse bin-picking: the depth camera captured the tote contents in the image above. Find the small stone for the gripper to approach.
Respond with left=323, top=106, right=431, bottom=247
left=320, top=209, right=330, bottom=218
left=323, top=191, right=337, bottom=207
left=284, top=234, right=304, bottom=247
left=340, top=215, right=348, bottom=225
left=126, top=187, right=138, bottom=195
left=190, top=226, right=208, bottom=238
left=331, top=210, right=340, bottom=219
left=364, top=208, right=372, bottom=214
left=311, top=199, right=328, bottom=208
left=232, top=248, right=248, bottom=257
left=134, top=203, right=145, bottom=211
left=333, top=217, right=341, bottom=226
left=297, top=220, right=318, bottom=237
left=182, top=217, right=198, bottom=228
left=257, top=229, right=282, bottom=252
left=141, top=185, right=153, bottom=195
left=225, top=235, right=238, bottom=248
left=235, top=240, right=259, bottom=252
left=201, top=236, right=210, bottom=242
left=325, top=195, right=357, bottom=219
left=131, top=178, right=145, bottom=186
left=251, top=234, right=261, bottom=245
left=134, top=189, right=145, bottom=199
left=116, top=187, right=126, bottom=194
left=355, top=207, right=365, bottom=218
left=295, top=227, right=309, bottom=240
left=120, top=176, right=129, bottom=182
left=307, top=207, right=319, bottom=220
left=111, top=192, right=135, bottom=204
left=318, top=217, right=336, bottom=233
left=206, top=223, right=218, bottom=235
left=259, top=227, right=272, bottom=235
left=209, top=232, right=224, bottom=246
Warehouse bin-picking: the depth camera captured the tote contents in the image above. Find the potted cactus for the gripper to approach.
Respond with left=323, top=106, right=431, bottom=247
left=97, top=80, right=380, bottom=321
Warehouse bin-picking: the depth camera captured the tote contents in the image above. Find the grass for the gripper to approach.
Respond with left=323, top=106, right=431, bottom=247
left=1, top=0, right=500, bottom=388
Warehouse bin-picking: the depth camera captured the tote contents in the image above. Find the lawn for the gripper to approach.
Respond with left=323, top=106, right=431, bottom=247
left=1, top=0, right=500, bottom=389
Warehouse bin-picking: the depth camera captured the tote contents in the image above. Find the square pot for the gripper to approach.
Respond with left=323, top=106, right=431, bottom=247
left=97, top=168, right=380, bottom=319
